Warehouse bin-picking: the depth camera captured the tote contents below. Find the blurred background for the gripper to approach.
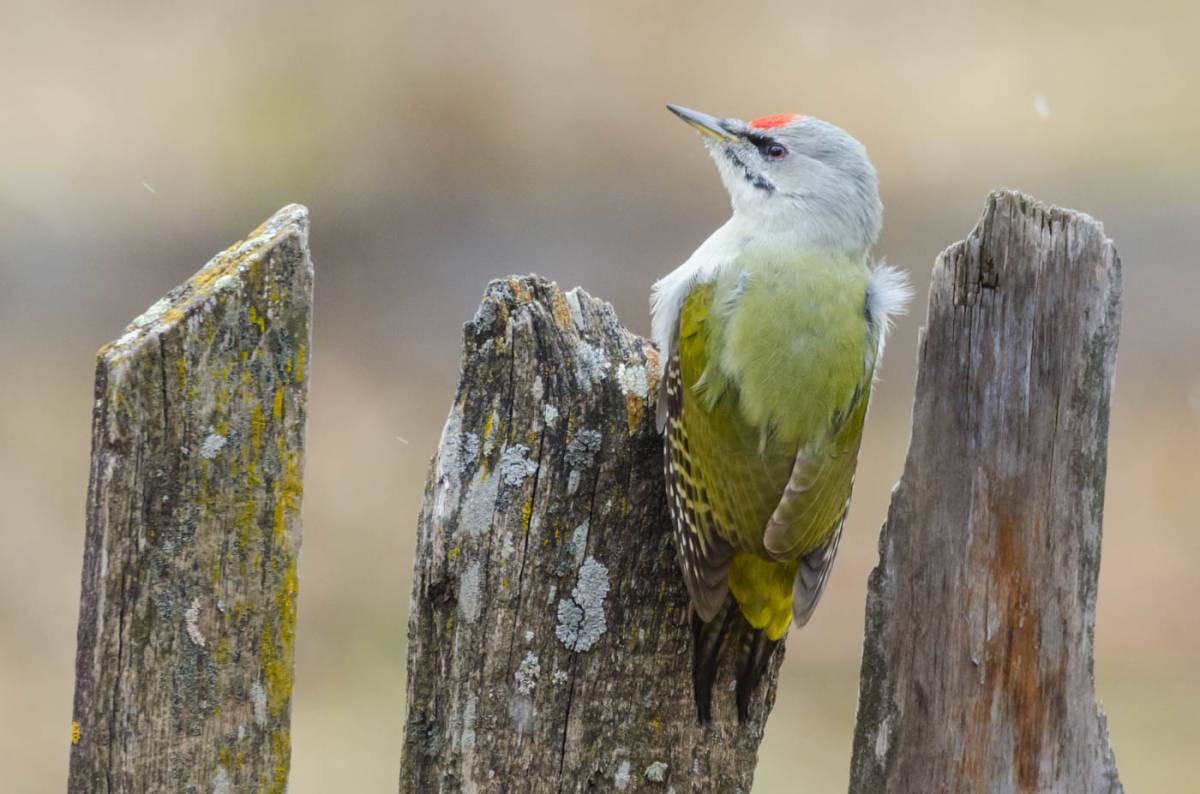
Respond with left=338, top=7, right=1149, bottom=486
left=2, top=0, right=1198, bottom=790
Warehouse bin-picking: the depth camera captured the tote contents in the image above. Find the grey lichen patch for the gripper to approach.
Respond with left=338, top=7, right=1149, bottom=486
left=433, top=406, right=467, bottom=523
left=461, top=695, right=478, bottom=750
left=251, top=680, right=267, bottom=727
left=552, top=669, right=569, bottom=686
left=617, top=362, right=649, bottom=399
left=645, top=761, right=669, bottom=783
left=564, top=287, right=587, bottom=329
left=555, top=556, right=610, bottom=652
left=462, top=432, right=480, bottom=463
left=199, top=433, right=227, bottom=460
left=543, top=404, right=559, bottom=428
left=133, top=297, right=172, bottom=328
left=212, top=765, right=231, bottom=794
left=514, top=651, right=541, bottom=694
left=184, top=598, right=206, bottom=647
left=566, top=430, right=603, bottom=470
left=459, top=469, right=500, bottom=539
left=498, top=444, right=538, bottom=487
left=574, top=340, right=609, bottom=389
left=458, top=561, right=482, bottom=623
left=614, top=760, right=632, bottom=790
left=212, top=273, right=241, bottom=293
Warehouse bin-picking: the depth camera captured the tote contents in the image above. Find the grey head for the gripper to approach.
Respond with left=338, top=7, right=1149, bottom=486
left=667, top=104, right=882, bottom=253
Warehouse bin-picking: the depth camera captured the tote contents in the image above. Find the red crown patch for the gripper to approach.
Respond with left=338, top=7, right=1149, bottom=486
left=749, top=113, right=802, bottom=130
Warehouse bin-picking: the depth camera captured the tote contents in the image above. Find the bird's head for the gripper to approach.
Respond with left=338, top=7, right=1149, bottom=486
left=667, top=104, right=882, bottom=252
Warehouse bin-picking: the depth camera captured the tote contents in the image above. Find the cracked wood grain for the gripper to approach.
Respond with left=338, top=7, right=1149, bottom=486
left=68, top=205, right=313, bottom=793
left=400, top=276, right=782, bottom=793
left=849, top=192, right=1123, bottom=793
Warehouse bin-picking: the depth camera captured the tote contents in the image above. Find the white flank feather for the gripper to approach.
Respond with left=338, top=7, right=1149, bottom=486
left=866, top=262, right=914, bottom=362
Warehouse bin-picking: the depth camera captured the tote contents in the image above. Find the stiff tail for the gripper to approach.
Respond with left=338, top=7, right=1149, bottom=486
left=691, top=602, right=781, bottom=723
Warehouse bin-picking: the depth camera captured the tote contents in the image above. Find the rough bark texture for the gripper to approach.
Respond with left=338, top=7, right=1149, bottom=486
left=68, top=205, right=313, bottom=793
left=401, top=276, right=782, bottom=793
left=849, top=192, right=1123, bottom=793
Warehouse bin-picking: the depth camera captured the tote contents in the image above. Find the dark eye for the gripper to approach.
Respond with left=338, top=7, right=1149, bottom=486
left=765, top=143, right=787, bottom=160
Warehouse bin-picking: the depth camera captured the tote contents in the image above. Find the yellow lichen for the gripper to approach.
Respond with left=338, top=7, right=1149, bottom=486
left=70, top=721, right=81, bottom=745
left=508, top=278, right=531, bottom=303
left=235, top=501, right=256, bottom=552
left=643, top=347, right=662, bottom=393
left=260, top=561, right=298, bottom=721
left=624, top=393, right=644, bottom=434
left=272, top=386, right=284, bottom=422
left=250, top=404, right=266, bottom=455
left=248, top=305, right=266, bottom=335
left=272, top=450, right=303, bottom=542
left=265, top=727, right=290, bottom=794
left=447, top=546, right=461, bottom=561
left=550, top=287, right=573, bottom=329
left=163, top=306, right=186, bottom=326
left=294, top=344, right=306, bottom=384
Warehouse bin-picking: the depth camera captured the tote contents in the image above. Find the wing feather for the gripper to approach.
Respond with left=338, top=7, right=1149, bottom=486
left=662, top=349, right=732, bottom=620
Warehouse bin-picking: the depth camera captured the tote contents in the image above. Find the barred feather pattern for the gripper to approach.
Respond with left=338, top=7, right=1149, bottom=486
left=663, top=352, right=732, bottom=622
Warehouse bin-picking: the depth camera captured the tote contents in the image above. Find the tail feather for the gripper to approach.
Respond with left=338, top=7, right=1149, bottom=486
left=691, top=602, right=782, bottom=723
left=735, top=627, right=780, bottom=722
left=691, top=606, right=734, bottom=723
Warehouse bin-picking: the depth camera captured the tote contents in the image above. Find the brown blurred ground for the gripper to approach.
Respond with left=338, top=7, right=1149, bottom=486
left=2, top=1, right=1198, bottom=791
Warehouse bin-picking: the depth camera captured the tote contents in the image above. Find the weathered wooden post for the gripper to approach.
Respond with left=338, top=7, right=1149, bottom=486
left=401, top=277, right=783, bottom=793
left=67, top=205, right=313, bottom=793
left=849, top=192, right=1123, bottom=792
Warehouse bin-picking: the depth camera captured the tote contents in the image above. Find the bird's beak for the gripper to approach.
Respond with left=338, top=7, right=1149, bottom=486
left=667, top=104, right=740, bottom=143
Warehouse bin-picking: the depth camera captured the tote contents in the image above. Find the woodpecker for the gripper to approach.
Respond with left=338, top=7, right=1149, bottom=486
left=652, top=105, right=911, bottom=722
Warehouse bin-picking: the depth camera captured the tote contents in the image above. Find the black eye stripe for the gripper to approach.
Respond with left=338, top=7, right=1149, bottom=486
left=745, top=134, right=783, bottom=158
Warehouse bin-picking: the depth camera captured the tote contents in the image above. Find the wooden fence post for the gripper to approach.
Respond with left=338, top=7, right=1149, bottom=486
left=849, top=192, right=1123, bottom=792
left=401, top=277, right=783, bottom=793
left=67, top=205, right=313, bottom=793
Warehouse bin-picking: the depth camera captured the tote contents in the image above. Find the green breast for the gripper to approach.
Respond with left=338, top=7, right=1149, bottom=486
left=701, top=246, right=870, bottom=444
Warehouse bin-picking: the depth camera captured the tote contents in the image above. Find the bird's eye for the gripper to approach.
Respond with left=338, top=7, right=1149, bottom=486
left=765, top=143, right=787, bottom=160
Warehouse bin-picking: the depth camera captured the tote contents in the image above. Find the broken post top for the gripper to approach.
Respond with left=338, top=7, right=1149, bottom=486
left=69, top=204, right=312, bottom=794
left=99, top=203, right=309, bottom=362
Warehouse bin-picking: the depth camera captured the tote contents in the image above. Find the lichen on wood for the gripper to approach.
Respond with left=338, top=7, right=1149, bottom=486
left=401, top=276, right=782, bottom=793
left=849, top=192, right=1123, bottom=793
left=68, top=205, right=313, bottom=793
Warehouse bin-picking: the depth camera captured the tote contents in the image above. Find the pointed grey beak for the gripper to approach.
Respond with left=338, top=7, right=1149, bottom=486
left=667, top=104, right=740, bottom=142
